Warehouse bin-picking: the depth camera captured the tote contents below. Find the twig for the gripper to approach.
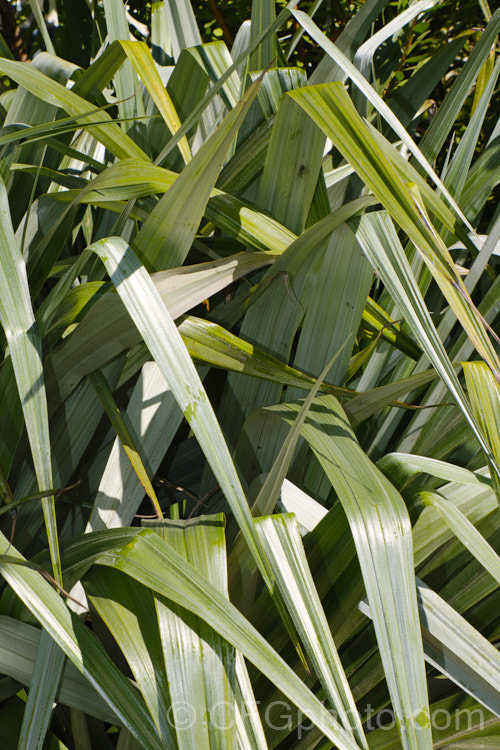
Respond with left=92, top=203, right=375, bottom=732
left=207, top=0, right=234, bottom=47
left=37, top=568, right=88, bottom=608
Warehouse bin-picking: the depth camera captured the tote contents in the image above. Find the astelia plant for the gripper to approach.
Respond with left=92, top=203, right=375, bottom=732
left=0, top=0, right=498, bottom=748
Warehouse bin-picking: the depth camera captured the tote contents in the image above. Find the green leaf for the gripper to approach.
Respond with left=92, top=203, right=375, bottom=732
left=102, top=0, right=147, bottom=149
left=10, top=359, right=124, bottom=557
left=146, top=516, right=237, bottom=748
left=217, top=197, right=373, bottom=452
left=286, top=225, right=371, bottom=392
left=344, top=369, right=442, bottom=426
left=119, top=40, right=191, bottom=163
left=464, top=362, right=500, bottom=499
left=88, top=237, right=279, bottom=612
left=17, top=631, right=65, bottom=750
left=393, top=248, right=500, bottom=459
left=84, top=566, right=176, bottom=743
left=388, top=36, right=466, bottom=129
left=0, top=57, right=148, bottom=161
left=257, top=92, right=326, bottom=233
left=268, top=394, right=432, bottom=750
left=418, top=10, right=500, bottom=164
left=0, top=177, right=61, bottom=584
left=250, top=0, right=276, bottom=71
left=46, top=250, right=273, bottom=406
left=252, top=346, right=348, bottom=519
left=28, top=0, right=55, bottom=56
left=361, top=578, right=500, bottom=715
left=362, top=296, right=422, bottom=361
left=352, top=0, right=441, bottom=114
left=377, top=453, right=492, bottom=492
left=179, top=317, right=433, bottom=426
left=367, top=693, right=499, bottom=749
left=151, top=1, right=172, bottom=62
left=134, top=74, right=265, bottom=270
left=153, top=1, right=301, bottom=166
left=279, top=478, right=328, bottom=533
left=86, top=361, right=186, bottom=531
left=71, top=158, right=294, bottom=254
left=228, top=346, right=347, bottom=622
left=186, top=41, right=242, bottom=111
left=255, top=514, right=367, bottom=748
left=0, top=616, right=117, bottom=723
left=461, top=139, right=500, bottom=224
left=286, top=82, right=500, bottom=383
left=93, top=528, right=362, bottom=750
left=162, top=0, right=202, bottom=60
left=87, top=369, right=163, bottom=519
left=0, top=533, right=164, bottom=749
left=351, top=211, right=499, bottom=479
left=234, top=650, right=268, bottom=750
left=310, top=0, right=389, bottom=84
left=178, top=316, right=354, bottom=401
left=416, top=490, right=500, bottom=589
left=0, top=31, right=14, bottom=60
left=442, top=55, right=500, bottom=202
left=291, top=8, right=474, bottom=233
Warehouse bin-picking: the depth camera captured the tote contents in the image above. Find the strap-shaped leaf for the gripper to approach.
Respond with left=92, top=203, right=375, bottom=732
left=217, top=197, right=373, bottom=452
left=464, top=361, right=500, bottom=499
left=344, top=369, right=441, bottom=426
left=249, top=0, right=276, bottom=70
left=257, top=85, right=326, bottom=234
left=0, top=533, right=164, bottom=749
left=0, top=58, right=147, bottom=160
left=17, top=631, right=65, bottom=750
left=267, top=394, right=432, bottom=750
left=179, top=316, right=354, bottom=401
left=162, top=0, right=202, bottom=60
left=229, top=347, right=346, bottom=616
left=419, top=9, right=500, bottom=164
left=367, top=692, right=499, bottom=749
left=87, top=236, right=300, bottom=644
left=286, top=83, right=500, bottom=384
left=352, top=0, right=440, bottom=116
left=46, top=250, right=273, bottom=406
left=93, top=528, right=362, bottom=750
left=351, top=211, right=499, bottom=479
left=28, top=0, right=55, bottom=55
left=87, top=361, right=186, bottom=531
left=87, top=369, right=163, bottom=519
left=291, top=8, right=474, bottom=232
left=154, top=1, right=301, bottom=165
left=310, top=0, right=389, bottom=85
left=378, top=453, right=492, bottom=492
left=102, top=0, right=147, bottom=150
left=442, top=55, right=500, bottom=202
left=134, top=74, right=264, bottom=270
left=119, top=40, right=191, bottom=163
left=74, top=158, right=295, bottom=253
left=234, top=650, right=268, bottom=750
left=84, top=566, right=176, bottom=743
left=0, top=177, right=60, bottom=584
left=0, top=616, right=117, bottom=723
left=420, top=489, right=500, bottom=585
left=146, top=516, right=237, bottom=748
left=255, top=514, right=367, bottom=748
left=360, top=578, right=500, bottom=716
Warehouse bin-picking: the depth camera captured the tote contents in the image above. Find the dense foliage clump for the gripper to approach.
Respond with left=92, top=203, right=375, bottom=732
left=0, top=1, right=498, bottom=748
